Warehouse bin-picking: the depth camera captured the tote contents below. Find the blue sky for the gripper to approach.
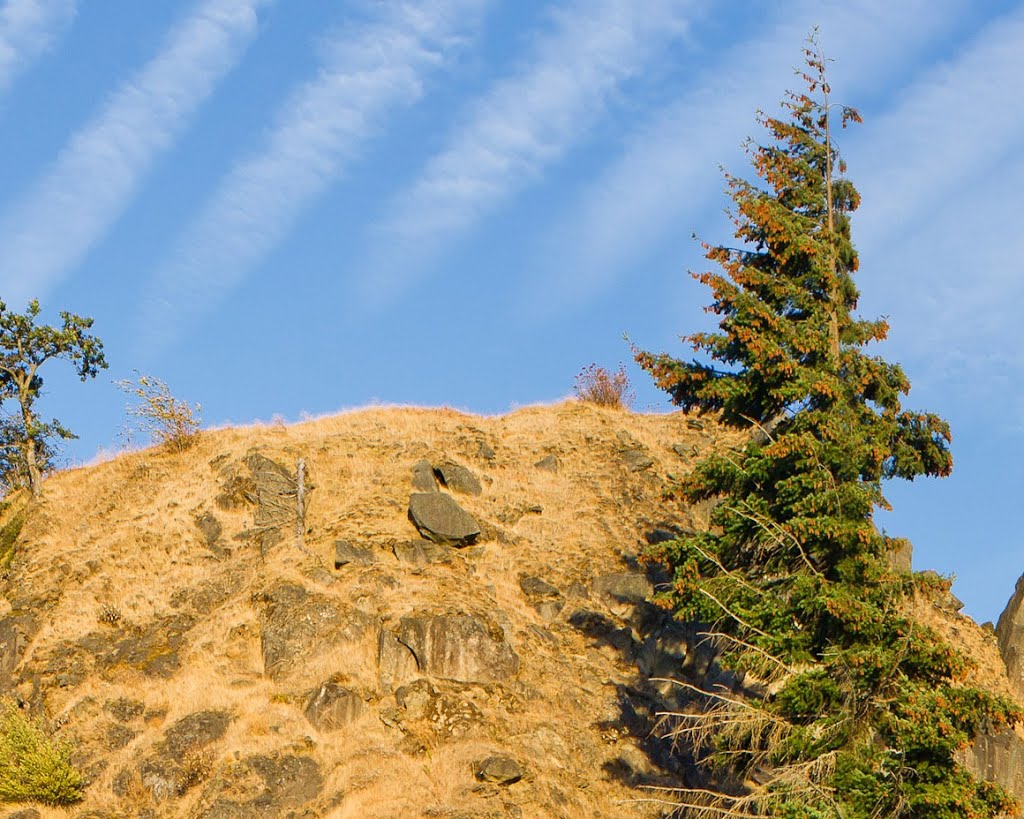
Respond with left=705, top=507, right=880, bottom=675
left=0, top=0, right=1022, bottom=623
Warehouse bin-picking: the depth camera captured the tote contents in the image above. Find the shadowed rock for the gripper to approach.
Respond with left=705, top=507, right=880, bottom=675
left=592, top=573, right=653, bottom=618
left=137, top=711, right=231, bottom=801
left=397, top=614, right=519, bottom=683
left=408, top=493, right=480, bottom=547
left=519, top=575, right=564, bottom=621
left=520, top=575, right=559, bottom=599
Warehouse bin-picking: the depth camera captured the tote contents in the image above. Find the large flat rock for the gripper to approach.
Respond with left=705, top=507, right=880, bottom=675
left=408, top=492, right=480, bottom=547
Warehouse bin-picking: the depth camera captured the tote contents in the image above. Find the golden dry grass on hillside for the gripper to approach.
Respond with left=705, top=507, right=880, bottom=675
left=2, top=401, right=733, bottom=817
left=1, top=400, right=1017, bottom=817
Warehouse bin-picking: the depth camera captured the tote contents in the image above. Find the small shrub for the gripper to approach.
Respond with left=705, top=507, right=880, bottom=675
left=116, top=372, right=201, bottom=453
left=573, top=364, right=634, bottom=410
left=0, top=699, right=85, bottom=805
left=97, top=604, right=122, bottom=626
left=175, top=747, right=213, bottom=795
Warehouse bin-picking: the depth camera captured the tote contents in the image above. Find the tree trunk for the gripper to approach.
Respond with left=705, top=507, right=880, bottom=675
left=18, top=394, right=41, bottom=497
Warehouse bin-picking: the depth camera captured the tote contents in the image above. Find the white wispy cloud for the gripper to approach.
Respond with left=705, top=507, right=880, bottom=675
left=530, top=0, right=966, bottom=315
left=0, top=0, right=271, bottom=307
left=853, top=4, right=1024, bottom=254
left=357, top=0, right=697, bottom=305
left=138, top=0, right=490, bottom=356
left=0, top=0, right=76, bottom=96
left=849, top=5, right=1024, bottom=405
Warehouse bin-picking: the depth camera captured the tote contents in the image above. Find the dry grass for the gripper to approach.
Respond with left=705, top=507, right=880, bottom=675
left=0, top=401, right=1012, bottom=817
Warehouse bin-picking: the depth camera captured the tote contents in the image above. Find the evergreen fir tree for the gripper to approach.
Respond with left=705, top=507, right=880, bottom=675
left=636, top=35, right=1021, bottom=818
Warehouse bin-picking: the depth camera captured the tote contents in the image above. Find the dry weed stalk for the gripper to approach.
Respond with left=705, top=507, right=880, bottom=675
left=573, top=363, right=635, bottom=409
left=651, top=680, right=841, bottom=817
left=116, top=372, right=201, bottom=453
left=638, top=753, right=839, bottom=819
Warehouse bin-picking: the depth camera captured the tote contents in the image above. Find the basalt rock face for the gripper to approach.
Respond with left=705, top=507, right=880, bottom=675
left=997, top=574, right=1024, bottom=697
left=971, top=730, right=1024, bottom=803
left=0, top=402, right=1020, bottom=817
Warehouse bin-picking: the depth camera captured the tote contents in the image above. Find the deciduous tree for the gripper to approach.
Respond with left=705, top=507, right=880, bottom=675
left=636, top=36, right=1020, bottom=817
left=0, top=300, right=107, bottom=496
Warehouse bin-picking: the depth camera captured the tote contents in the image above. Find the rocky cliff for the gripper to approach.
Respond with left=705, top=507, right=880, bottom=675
left=0, top=402, right=1019, bottom=818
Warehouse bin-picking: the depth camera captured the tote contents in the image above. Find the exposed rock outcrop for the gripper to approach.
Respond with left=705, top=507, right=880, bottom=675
left=258, top=582, right=374, bottom=681
left=998, top=574, right=1024, bottom=696
left=395, top=613, right=520, bottom=684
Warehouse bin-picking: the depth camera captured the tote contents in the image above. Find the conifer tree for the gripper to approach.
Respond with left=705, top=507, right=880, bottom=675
left=636, top=36, right=1021, bottom=817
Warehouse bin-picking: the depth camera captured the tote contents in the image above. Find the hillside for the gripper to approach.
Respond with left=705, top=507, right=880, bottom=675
left=0, top=402, right=1020, bottom=818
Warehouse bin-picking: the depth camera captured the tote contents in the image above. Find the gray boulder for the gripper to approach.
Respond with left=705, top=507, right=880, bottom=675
left=534, top=454, right=559, bottom=472
left=519, top=575, right=564, bottom=621
left=94, top=613, right=196, bottom=678
left=393, top=539, right=453, bottom=566
left=622, top=449, right=654, bottom=472
left=160, top=710, right=231, bottom=758
left=394, top=678, right=438, bottom=721
left=411, top=459, right=438, bottom=492
left=199, top=754, right=322, bottom=815
left=334, top=540, right=376, bottom=568
left=244, top=453, right=302, bottom=554
left=194, top=512, right=225, bottom=555
left=408, top=493, right=480, bottom=547
left=378, top=629, right=418, bottom=692
left=304, top=681, right=365, bottom=730
left=433, top=460, right=482, bottom=495
left=474, top=755, right=524, bottom=785
left=519, top=575, right=560, bottom=600
left=397, top=614, right=519, bottom=683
